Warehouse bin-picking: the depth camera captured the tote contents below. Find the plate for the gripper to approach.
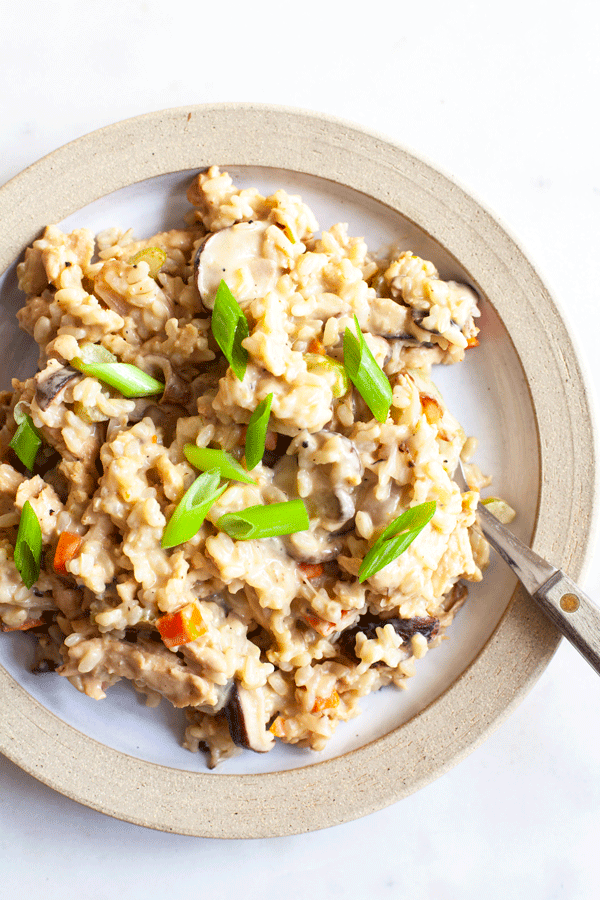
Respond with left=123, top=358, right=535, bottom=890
left=0, top=104, right=594, bottom=837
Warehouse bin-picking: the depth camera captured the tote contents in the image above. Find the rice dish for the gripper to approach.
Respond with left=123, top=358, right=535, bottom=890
left=0, top=167, right=490, bottom=766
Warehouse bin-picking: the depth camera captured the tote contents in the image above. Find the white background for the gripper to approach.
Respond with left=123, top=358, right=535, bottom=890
left=1, top=1, right=599, bottom=897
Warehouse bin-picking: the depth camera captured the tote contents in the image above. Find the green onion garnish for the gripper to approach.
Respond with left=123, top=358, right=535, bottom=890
left=217, top=499, right=309, bottom=541
left=343, top=315, right=392, bottom=423
left=9, top=415, right=42, bottom=471
left=358, top=501, right=436, bottom=582
left=129, top=246, right=167, bottom=279
left=72, top=342, right=117, bottom=367
left=14, top=501, right=42, bottom=589
left=245, top=393, right=273, bottom=470
left=71, top=343, right=164, bottom=398
left=211, top=280, right=249, bottom=382
left=74, top=363, right=164, bottom=398
left=305, top=354, right=349, bottom=399
left=161, top=470, right=227, bottom=550
left=183, top=445, right=256, bottom=485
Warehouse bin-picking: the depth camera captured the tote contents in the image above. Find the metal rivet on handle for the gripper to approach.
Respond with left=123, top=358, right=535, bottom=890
left=560, top=593, right=580, bottom=613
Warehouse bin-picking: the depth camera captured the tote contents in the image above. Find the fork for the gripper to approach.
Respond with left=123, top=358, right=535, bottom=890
left=455, top=459, right=600, bottom=674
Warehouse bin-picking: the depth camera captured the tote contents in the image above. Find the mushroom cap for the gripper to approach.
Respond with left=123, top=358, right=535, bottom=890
left=194, top=220, right=281, bottom=309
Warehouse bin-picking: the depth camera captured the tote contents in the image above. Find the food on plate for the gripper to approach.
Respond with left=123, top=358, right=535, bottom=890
left=0, top=167, right=490, bottom=766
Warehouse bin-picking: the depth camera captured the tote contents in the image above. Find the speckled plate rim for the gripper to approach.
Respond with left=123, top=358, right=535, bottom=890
left=0, top=103, right=595, bottom=838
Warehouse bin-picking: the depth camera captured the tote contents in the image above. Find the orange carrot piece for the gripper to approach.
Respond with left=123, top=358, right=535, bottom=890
left=312, top=690, right=340, bottom=714
left=0, top=617, right=45, bottom=632
left=466, top=335, right=479, bottom=348
left=307, top=337, right=326, bottom=355
left=420, top=394, right=443, bottom=426
left=156, top=603, right=206, bottom=649
left=298, top=563, right=324, bottom=580
left=303, top=612, right=336, bottom=636
left=264, top=431, right=277, bottom=452
left=53, top=532, right=83, bottom=575
left=269, top=716, right=286, bottom=737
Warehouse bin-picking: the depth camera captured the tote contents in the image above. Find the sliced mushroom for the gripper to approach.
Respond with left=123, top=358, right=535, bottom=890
left=336, top=614, right=440, bottom=663
left=34, top=364, right=79, bottom=410
left=195, top=220, right=282, bottom=309
left=126, top=400, right=187, bottom=443
left=138, top=354, right=190, bottom=405
left=289, top=431, right=363, bottom=533
left=223, top=681, right=275, bottom=753
left=366, top=296, right=413, bottom=339
left=273, top=430, right=363, bottom=564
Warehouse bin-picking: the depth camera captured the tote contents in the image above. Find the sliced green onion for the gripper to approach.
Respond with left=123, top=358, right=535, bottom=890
left=72, top=360, right=164, bottom=398
left=211, top=280, right=249, bottom=381
left=9, top=415, right=42, bottom=471
left=71, top=342, right=164, bottom=397
left=72, top=341, right=117, bottom=367
left=183, top=444, right=256, bottom=485
left=161, top=470, right=227, bottom=550
left=217, top=499, right=309, bottom=541
left=245, top=393, right=273, bottom=470
left=14, top=501, right=42, bottom=589
left=305, top=354, right=349, bottom=399
left=129, top=246, right=167, bottom=279
left=13, top=402, right=28, bottom=426
left=343, top=315, right=392, bottom=423
left=358, top=501, right=436, bottom=582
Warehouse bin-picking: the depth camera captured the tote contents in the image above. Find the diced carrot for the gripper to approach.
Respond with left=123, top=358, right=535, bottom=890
left=53, top=531, right=83, bottom=575
left=420, top=394, right=443, bottom=425
left=303, top=613, right=336, bottom=636
left=156, top=602, right=206, bottom=649
left=298, top=562, right=324, bottom=580
left=312, top=690, right=340, bottom=714
left=269, top=716, right=286, bottom=737
left=264, top=431, right=278, bottom=451
left=466, top=335, right=479, bottom=348
left=307, top=337, right=326, bottom=355
left=0, top=617, right=45, bottom=632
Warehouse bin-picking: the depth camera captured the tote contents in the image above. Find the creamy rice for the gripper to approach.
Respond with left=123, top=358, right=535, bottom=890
left=0, top=167, right=489, bottom=766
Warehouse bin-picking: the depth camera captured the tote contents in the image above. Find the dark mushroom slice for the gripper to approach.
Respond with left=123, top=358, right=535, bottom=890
left=34, top=364, right=80, bottom=410
left=127, top=401, right=187, bottom=444
left=336, top=613, right=440, bottom=664
left=223, top=681, right=275, bottom=753
left=194, top=220, right=282, bottom=309
left=366, top=296, right=414, bottom=339
left=286, top=431, right=363, bottom=534
left=139, top=354, right=190, bottom=405
left=272, top=430, right=363, bottom=564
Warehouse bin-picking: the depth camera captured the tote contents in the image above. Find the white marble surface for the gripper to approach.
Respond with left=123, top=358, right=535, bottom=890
left=1, top=1, right=599, bottom=896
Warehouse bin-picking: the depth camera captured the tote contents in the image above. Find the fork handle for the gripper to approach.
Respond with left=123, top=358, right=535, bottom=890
left=535, top=571, right=600, bottom=674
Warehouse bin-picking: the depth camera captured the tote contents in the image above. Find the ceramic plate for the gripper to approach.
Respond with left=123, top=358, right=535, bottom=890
left=0, top=105, right=594, bottom=837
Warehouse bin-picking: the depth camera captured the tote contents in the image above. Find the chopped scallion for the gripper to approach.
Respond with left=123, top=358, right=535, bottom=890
left=358, top=501, right=436, bottom=582
left=244, top=393, right=273, bottom=470
left=183, top=445, right=256, bottom=485
left=71, top=346, right=164, bottom=398
left=217, top=498, right=309, bottom=541
left=211, top=280, right=249, bottom=381
left=343, top=315, right=392, bottom=423
left=161, top=470, right=227, bottom=550
left=72, top=342, right=117, bottom=367
left=129, top=246, right=167, bottom=279
left=9, top=415, right=42, bottom=471
left=305, top=354, right=349, bottom=399
left=14, top=501, right=42, bottom=589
